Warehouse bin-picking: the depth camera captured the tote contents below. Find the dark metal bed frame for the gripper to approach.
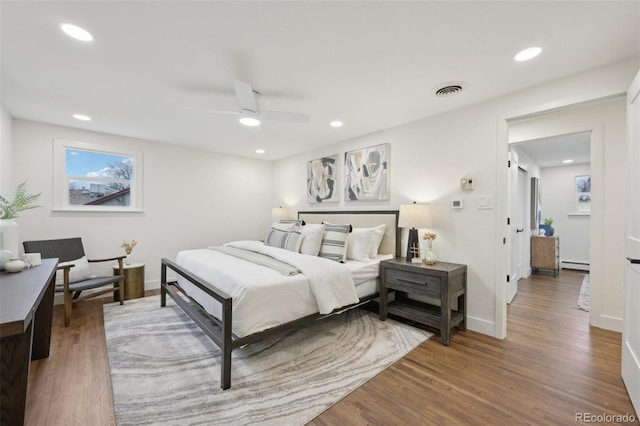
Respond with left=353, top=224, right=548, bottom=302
left=160, top=210, right=399, bottom=390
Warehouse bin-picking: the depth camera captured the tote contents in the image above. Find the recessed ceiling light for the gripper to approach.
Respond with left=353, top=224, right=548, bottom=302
left=562, top=159, right=574, bottom=164
left=514, top=47, right=542, bottom=62
left=330, top=121, right=343, bottom=128
left=60, top=23, right=94, bottom=42
left=73, top=114, right=91, bottom=121
left=256, top=149, right=265, bottom=154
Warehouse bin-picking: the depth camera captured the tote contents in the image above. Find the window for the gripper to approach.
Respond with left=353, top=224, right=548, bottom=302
left=54, top=139, right=143, bottom=212
left=575, top=175, right=591, bottom=214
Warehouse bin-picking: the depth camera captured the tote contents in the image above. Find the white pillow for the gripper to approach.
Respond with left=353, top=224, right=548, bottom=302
left=299, top=224, right=325, bottom=256
left=56, top=256, right=91, bottom=285
left=265, top=222, right=302, bottom=252
left=347, top=228, right=375, bottom=262
left=319, top=222, right=351, bottom=263
left=368, top=224, right=386, bottom=257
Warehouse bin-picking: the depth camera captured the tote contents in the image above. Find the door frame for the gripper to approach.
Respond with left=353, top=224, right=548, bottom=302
left=495, top=96, right=620, bottom=339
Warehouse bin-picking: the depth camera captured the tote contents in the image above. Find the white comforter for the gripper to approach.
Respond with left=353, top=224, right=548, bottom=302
left=224, top=241, right=358, bottom=314
left=175, top=241, right=360, bottom=337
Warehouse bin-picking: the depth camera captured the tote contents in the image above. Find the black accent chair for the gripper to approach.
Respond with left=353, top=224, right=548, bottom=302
left=23, top=237, right=126, bottom=327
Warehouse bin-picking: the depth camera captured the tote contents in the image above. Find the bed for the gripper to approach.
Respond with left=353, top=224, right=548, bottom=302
left=160, top=210, right=399, bottom=389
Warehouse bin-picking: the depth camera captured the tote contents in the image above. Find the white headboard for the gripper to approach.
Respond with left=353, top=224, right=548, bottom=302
left=298, top=210, right=399, bottom=257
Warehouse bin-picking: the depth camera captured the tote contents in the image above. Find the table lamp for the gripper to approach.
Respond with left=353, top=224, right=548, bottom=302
left=398, top=202, right=432, bottom=262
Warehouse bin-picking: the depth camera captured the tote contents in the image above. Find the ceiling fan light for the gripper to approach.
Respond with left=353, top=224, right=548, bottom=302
left=239, top=110, right=260, bottom=127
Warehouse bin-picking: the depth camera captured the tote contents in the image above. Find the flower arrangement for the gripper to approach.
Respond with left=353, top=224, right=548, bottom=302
left=543, top=218, right=553, bottom=226
left=121, top=239, right=138, bottom=255
left=0, top=181, right=41, bottom=219
left=423, top=232, right=437, bottom=249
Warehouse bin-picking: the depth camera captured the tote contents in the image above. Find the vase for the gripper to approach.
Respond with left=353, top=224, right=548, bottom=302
left=539, top=224, right=554, bottom=236
left=0, top=219, right=19, bottom=259
left=424, top=240, right=437, bottom=265
left=125, top=254, right=132, bottom=265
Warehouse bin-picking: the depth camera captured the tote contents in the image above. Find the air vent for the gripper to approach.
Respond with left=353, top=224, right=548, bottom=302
left=433, top=81, right=468, bottom=98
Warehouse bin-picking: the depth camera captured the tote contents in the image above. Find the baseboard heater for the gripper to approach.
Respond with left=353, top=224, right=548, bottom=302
left=561, top=260, right=590, bottom=271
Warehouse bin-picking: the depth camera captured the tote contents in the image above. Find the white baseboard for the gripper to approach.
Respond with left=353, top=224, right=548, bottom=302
left=466, top=315, right=496, bottom=338
left=561, top=260, right=590, bottom=271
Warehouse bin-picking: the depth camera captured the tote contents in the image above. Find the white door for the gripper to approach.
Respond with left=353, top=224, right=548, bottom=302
left=622, top=69, right=640, bottom=415
left=507, top=150, right=522, bottom=303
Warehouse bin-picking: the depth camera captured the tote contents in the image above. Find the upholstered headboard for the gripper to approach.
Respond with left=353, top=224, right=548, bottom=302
left=298, top=210, right=399, bottom=257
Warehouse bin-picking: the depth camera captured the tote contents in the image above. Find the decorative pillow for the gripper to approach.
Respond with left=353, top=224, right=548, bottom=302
left=347, top=228, right=375, bottom=262
left=299, top=224, right=325, bottom=256
left=265, top=222, right=302, bottom=252
left=55, top=256, right=91, bottom=285
left=368, top=224, right=386, bottom=258
left=319, top=222, right=351, bottom=263
left=280, top=219, right=305, bottom=226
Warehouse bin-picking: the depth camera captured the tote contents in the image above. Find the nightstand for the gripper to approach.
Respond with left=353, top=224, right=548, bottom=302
left=113, top=263, right=145, bottom=301
left=379, top=258, right=467, bottom=345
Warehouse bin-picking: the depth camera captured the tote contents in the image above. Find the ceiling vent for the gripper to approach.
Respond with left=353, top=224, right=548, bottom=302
left=433, top=81, right=468, bottom=98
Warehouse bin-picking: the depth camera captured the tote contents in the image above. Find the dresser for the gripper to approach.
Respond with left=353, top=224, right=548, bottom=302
left=531, top=236, right=560, bottom=276
left=379, top=258, right=467, bottom=345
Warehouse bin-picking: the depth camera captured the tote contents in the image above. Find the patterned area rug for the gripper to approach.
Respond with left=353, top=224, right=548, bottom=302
left=103, top=296, right=431, bottom=425
left=578, top=274, right=590, bottom=311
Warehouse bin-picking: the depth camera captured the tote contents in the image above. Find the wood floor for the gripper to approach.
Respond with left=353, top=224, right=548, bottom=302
left=24, top=270, right=638, bottom=425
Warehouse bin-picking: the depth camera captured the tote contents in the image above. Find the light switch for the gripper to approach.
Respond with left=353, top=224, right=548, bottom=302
left=478, top=195, right=493, bottom=209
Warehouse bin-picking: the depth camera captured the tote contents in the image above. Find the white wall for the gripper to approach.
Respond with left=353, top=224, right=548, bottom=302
left=540, top=163, right=591, bottom=266
left=10, top=119, right=274, bottom=289
left=507, top=97, right=627, bottom=331
left=0, top=105, right=13, bottom=196
left=272, top=58, right=638, bottom=337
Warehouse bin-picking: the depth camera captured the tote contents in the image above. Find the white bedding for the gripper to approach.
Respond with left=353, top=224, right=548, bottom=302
left=175, top=242, right=390, bottom=338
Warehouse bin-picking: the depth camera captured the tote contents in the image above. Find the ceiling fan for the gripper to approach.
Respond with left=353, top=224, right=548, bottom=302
left=185, top=80, right=310, bottom=127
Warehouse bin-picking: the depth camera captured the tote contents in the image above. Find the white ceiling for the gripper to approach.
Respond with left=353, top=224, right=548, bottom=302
left=512, top=132, right=591, bottom=168
left=1, top=1, right=639, bottom=161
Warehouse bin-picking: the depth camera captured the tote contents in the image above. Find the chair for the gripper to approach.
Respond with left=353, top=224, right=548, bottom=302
left=23, top=237, right=126, bottom=327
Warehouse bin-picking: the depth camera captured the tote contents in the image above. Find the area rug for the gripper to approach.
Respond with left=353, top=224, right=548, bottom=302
left=578, top=274, right=590, bottom=311
left=103, top=296, right=431, bottom=425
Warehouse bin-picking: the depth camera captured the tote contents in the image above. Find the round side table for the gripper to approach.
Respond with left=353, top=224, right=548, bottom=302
left=113, top=263, right=145, bottom=301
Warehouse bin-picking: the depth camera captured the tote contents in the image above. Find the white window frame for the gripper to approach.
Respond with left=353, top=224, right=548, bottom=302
left=53, top=139, right=143, bottom=212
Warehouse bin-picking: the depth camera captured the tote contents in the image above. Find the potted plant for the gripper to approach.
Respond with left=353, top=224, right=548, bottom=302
left=0, top=181, right=41, bottom=260
left=539, top=217, right=555, bottom=236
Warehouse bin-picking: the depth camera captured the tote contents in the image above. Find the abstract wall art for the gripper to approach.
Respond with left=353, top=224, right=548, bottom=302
left=344, top=143, right=389, bottom=201
left=307, top=155, right=339, bottom=203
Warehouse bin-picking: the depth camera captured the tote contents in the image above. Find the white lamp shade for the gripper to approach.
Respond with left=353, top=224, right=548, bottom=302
left=398, top=203, right=432, bottom=228
left=271, top=207, right=290, bottom=221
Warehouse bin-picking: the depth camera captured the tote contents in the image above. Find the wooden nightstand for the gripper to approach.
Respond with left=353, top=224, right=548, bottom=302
left=113, top=263, right=145, bottom=301
left=379, top=258, right=467, bottom=345
left=531, top=236, right=560, bottom=276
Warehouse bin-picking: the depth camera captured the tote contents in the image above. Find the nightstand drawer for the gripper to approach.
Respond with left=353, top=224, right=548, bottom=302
left=385, top=269, right=441, bottom=295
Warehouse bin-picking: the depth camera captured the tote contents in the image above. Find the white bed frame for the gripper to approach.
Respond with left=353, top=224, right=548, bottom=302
left=160, top=210, right=399, bottom=390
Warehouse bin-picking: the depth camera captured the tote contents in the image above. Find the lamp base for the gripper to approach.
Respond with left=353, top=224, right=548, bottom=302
left=406, top=228, right=419, bottom=262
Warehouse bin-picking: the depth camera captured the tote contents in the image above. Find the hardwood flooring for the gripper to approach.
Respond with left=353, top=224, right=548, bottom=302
left=24, top=270, right=638, bottom=425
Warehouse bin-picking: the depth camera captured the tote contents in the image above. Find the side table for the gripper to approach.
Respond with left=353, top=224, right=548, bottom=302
left=113, top=263, right=145, bottom=301
left=379, top=258, right=467, bottom=345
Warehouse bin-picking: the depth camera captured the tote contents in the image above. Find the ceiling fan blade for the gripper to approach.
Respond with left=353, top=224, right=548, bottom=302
left=261, top=110, right=310, bottom=123
left=183, top=106, right=239, bottom=116
left=233, top=80, right=257, bottom=113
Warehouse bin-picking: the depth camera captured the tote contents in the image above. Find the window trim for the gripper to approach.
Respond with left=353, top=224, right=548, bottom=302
left=53, top=139, right=143, bottom=212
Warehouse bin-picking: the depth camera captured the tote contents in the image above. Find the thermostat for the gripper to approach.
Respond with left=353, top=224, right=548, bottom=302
left=460, top=177, right=474, bottom=191
left=452, top=199, right=463, bottom=209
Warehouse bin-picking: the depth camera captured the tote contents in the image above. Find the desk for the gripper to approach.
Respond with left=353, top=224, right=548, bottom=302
left=0, top=258, right=57, bottom=426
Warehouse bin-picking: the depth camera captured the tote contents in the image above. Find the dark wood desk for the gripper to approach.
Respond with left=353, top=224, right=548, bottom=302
left=1, top=258, right=57, bottom=426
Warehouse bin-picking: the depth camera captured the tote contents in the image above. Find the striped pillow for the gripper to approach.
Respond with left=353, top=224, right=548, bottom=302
left=318, top=222, right=351, bottom=263
left=280, top=219, right=306, bottom=226
left=265, top=222, right=302, bottom=252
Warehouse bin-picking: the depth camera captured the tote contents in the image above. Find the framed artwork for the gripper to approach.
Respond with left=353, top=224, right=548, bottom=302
left=344, top=143, right=389, bottom=201
left=576, top=175, right=591, bottom=213
left=307, top=155, right=339, bottom=203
